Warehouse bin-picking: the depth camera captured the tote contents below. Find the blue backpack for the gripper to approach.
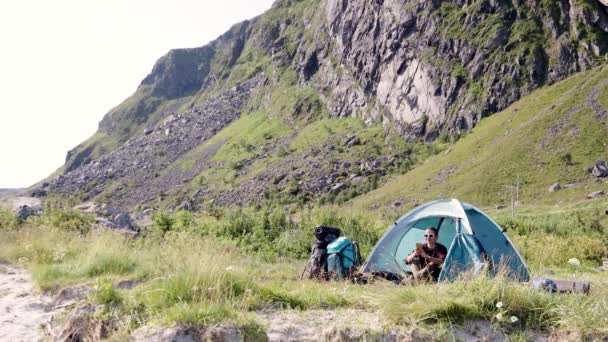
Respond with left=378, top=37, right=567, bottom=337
left=326, top=237, right=361, bottom=279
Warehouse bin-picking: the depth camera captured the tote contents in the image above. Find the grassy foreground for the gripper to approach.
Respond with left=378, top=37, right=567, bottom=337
left=1, top=205, right=607, bottom=339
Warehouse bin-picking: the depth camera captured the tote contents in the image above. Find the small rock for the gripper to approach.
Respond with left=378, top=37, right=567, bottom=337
left=351, top=176, right=367, bottom=186
left=392, top=200, right=403, bottom=208
left=342, top=161, right=352, bottom=169
left=495, top=205, right=507, bottom=210
left=549, top=183, right=561, bottom=192
left=273, top=174, right=287, bottom=185
left=331, top=183, right=345, bottom=193
left=343, top=135, right=360, bottom=147
left=143, top=128, right=154, bottom=135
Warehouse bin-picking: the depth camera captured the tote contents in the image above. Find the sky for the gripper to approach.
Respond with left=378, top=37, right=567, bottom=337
left=0, top=0, right=276, bottom=189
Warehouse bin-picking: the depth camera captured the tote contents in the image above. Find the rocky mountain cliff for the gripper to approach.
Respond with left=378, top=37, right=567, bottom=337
left=40, top=0, right=608, bottom=210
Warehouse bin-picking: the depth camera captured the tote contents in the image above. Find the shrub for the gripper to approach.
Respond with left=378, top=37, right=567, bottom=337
left=92, top=277, right=123, bottom=305
left=40, top=209, right=93, bottom=235
left=0, top=209, right=17, bottom=230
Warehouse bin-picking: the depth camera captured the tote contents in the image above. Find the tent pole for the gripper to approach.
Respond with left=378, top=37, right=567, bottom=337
left=511, top=186, right=515, bottom=220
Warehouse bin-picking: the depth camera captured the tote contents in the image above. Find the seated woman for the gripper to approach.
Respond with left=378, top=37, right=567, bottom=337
left=404, top=227, right=448, bottom=282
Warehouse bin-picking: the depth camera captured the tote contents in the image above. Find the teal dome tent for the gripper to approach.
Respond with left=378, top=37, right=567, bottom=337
left=362, top=199, right=530, bottom=282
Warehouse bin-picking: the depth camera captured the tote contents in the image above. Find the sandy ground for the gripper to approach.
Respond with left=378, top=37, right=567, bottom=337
left=0, top=264, right=53, bottom=342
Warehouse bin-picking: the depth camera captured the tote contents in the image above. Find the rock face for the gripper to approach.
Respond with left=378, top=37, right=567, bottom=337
left=309, top=0, right=608, bottom=139
left=40, top=0, right=608, bottom=208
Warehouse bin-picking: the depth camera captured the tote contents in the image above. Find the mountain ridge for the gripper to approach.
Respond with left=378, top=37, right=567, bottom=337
left=39, top=0, right=608, bottom=210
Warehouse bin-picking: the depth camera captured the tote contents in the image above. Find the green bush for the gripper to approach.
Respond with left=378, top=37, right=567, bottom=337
left=0, top=209, right=17, bottom=230
left=40, top=209, right=93, bottom=235
left=92, top=277, right=123, bottom=306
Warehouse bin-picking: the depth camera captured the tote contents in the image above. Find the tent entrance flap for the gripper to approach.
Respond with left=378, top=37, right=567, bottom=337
left=438, top=233, right=485, bottom=282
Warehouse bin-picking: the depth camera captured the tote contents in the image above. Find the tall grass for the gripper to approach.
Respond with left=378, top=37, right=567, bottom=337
left=376, top=272, right=608, bottom=333
left=0, top=225, right=350, bottom=332
left=1, top=205, right=607, bottom=338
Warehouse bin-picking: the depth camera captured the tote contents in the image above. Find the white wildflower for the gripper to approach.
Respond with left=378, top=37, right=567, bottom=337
left=496, top=313, right=503, bottom=320
left=511, top=316, right=519, bottom=323
left=496, top=301, right=503, bottom=308
left=225, top=266, right=234, bottom=271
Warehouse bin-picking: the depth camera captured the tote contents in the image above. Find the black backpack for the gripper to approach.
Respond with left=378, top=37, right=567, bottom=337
left=300, top=225, right=341, bottom=280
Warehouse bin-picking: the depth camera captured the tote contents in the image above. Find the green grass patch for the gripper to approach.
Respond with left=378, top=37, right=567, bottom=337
left=290, top=118, right=364, bottom=152
left=353, top=65, right=608, bottom=211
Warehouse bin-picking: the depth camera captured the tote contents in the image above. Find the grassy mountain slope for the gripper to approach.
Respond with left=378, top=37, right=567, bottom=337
left=353, top=65, right=608, bottom=212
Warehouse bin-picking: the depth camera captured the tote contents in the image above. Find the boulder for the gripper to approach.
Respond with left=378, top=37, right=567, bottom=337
left=113, top=213, right=133, bottom=228
left=587, top=190, right=605, bottom=199
left=30, top=189, right=47, bottom=197
left=131, top=209, right=153, bottom=228
left=591, top=160, right=608, bottom=178
left=16, top=205, right=40, bottom=222
left=549, top=183, right=561, bottom=192
left=175, top=199, right=194, bottom=212
left=74, top=202, right=134, bottom=230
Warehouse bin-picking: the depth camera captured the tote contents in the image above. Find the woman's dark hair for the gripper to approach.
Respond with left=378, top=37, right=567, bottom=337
left=426, top=227, right=438, bottom=235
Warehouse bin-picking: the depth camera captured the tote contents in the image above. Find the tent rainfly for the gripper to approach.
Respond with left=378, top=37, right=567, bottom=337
left=362, top=199, right=530, bottom=282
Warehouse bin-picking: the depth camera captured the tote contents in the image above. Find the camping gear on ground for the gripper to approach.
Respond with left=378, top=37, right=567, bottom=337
left=362, top=199, right=530, bottom=282
left=301, top=226, right=362, bottom=280
left=532, top=276, right=590, bottom=294
left=326, top=237, right=361, bottom=279
left=532, top=276, right=558, bottom=292
left=301, top=226, right=342, bottom=280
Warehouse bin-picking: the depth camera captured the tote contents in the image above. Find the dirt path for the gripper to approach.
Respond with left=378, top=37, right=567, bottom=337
left=0, top=264, right=54, bottom=342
